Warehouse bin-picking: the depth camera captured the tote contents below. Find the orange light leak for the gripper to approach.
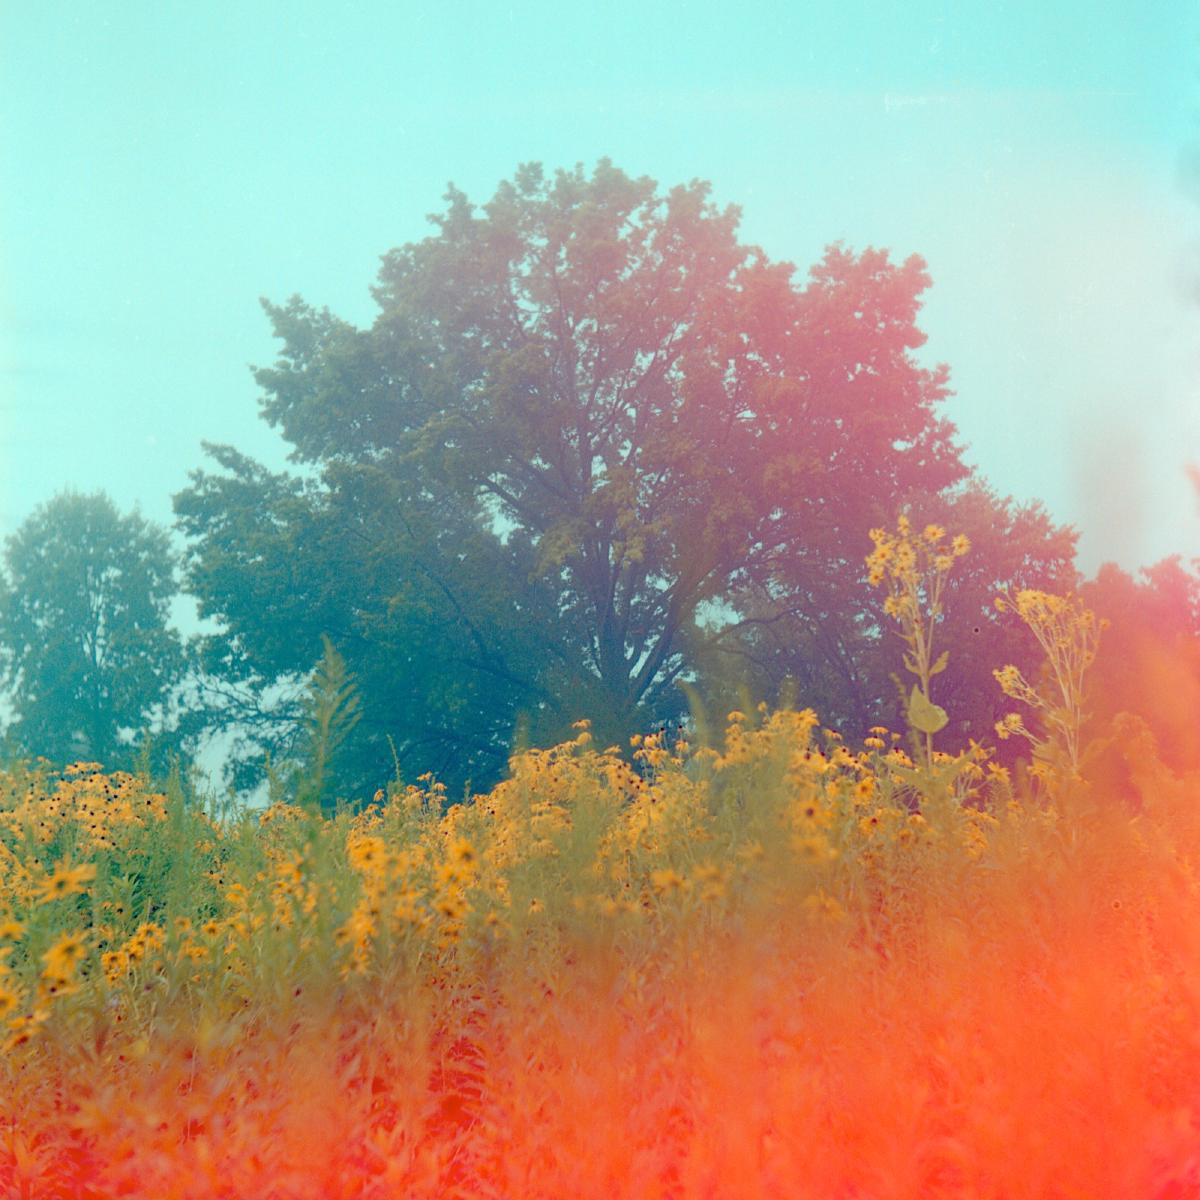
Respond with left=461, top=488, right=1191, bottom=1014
left=3, top=768, right=1200, bottom=1200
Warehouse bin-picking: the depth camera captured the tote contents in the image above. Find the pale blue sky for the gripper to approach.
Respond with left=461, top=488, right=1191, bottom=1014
left=3, top=1, right=1198, bottom=586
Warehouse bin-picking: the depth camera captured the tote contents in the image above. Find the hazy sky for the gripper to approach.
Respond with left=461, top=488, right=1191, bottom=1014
left=4, top=1, right=1198, bottom=585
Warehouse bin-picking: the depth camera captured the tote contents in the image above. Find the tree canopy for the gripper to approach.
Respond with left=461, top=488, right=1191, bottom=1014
left=1081, top=555, right=1200, bottom=775
left=0, top=491, right=185, bottom=770
left=175, top=160, right=1079, bottom=800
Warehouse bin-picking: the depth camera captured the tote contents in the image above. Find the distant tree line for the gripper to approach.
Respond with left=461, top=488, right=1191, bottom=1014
left=2, top=161, right=1194, bottom=809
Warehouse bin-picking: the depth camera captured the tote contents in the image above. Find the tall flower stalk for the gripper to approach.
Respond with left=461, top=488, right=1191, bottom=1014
left=992, top=589, right=1105, bottom=775
left=866, top=515, right=970, bottom=768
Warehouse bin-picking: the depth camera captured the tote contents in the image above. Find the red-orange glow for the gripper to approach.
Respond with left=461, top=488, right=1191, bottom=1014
left=3, top=803, right=1198, bottom=1200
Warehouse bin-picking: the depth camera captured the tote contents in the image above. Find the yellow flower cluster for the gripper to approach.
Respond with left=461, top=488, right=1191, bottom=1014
left=993, top=588, right=1106, bottom=773
left=865, top=515, right=968, bottom=590
left=866, top=515, right=970, bottom=766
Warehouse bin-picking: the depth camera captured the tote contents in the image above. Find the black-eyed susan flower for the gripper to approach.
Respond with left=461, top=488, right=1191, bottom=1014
left=41, top=931, right=87, bottom=975
left=448, top=837, right=478, bottom=872
left=792, top=835, right=838, bottom=865
left=39, top=971, right=78, bottom=1001
left=649, top=868, right=687, bottom=897
left=348, top=835, right=386, bottom=874
left=35, top=858, right=96, bottom=904
left=434, top=892, right=467, bottom=921
left=100, top=950, right=128, bottom=981
left=4, top=1008, right=48, bottom=1051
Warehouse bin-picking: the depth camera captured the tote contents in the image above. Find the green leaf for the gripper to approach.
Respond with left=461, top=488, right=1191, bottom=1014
left=295, top=635, right=362, bottom=814
left=908, top=685, right=949, bottom=734
left=929, top=650, right=950, bottom=676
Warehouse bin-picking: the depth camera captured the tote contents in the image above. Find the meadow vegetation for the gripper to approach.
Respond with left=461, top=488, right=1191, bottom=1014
left=1, top=518, right=1197, bottom=1198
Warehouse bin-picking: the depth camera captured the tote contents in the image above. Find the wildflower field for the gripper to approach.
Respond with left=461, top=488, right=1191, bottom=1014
left=1, top=523, right=1198, bottom=1199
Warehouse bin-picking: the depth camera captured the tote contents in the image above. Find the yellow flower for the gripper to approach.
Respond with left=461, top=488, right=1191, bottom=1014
left=39, top=971, right=78, bottom=1001
left=994, top=712, right=1025, bottom=740
left=348, top=835, right=386, bottom=874
left=435, top=861, right=467, bottom=889
left=275, top=857, right=304, bottom=886
left=100, top=949, right=128, bottom=980
left=0, top=919, right=25, bottom=942
left=36, top=859, right=96, bottom=904
left=136, top=922, right=165, bottom=948
left=64, top=761, right=103, bottom=775
left=435, top=893, right=467, bottom=921
left=650, top=867, right=688, bottom=897
left=0, top=984, right=20, bottom=1017
left=448, top=838, right=478, bottom=871
left=923, top=524, right=946, bottom=543
left=792, top=835, right=838, bottom=864
left=795, top=799, right=832, bottom=830
left=952, top=534, right=970, bottom=557
left=4, top=1008, right=48, bottom=1051
left=993, top=664, right=1022, bottom=694
left=41, top=931, right=87, bottom=975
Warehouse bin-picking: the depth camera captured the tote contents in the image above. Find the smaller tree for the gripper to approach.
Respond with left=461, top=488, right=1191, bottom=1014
left=0, top=491, right=186, bottom=770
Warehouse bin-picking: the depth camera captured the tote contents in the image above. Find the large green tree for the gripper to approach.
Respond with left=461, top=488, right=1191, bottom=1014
left=178, top=159, right=1072, bottom=795
left=0, top=491, right=186, bottom=770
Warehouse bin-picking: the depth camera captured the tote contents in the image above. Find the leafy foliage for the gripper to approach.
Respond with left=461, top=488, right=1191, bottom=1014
left=176, top=159, right=1020, bottom=796
left=175, top=444, right=566, bottom=800
left=290, top=636, right=363, bottom=815
left=0, top=491, right=185, bottom=770
left=1081, top=555, right=1200, bottom=774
